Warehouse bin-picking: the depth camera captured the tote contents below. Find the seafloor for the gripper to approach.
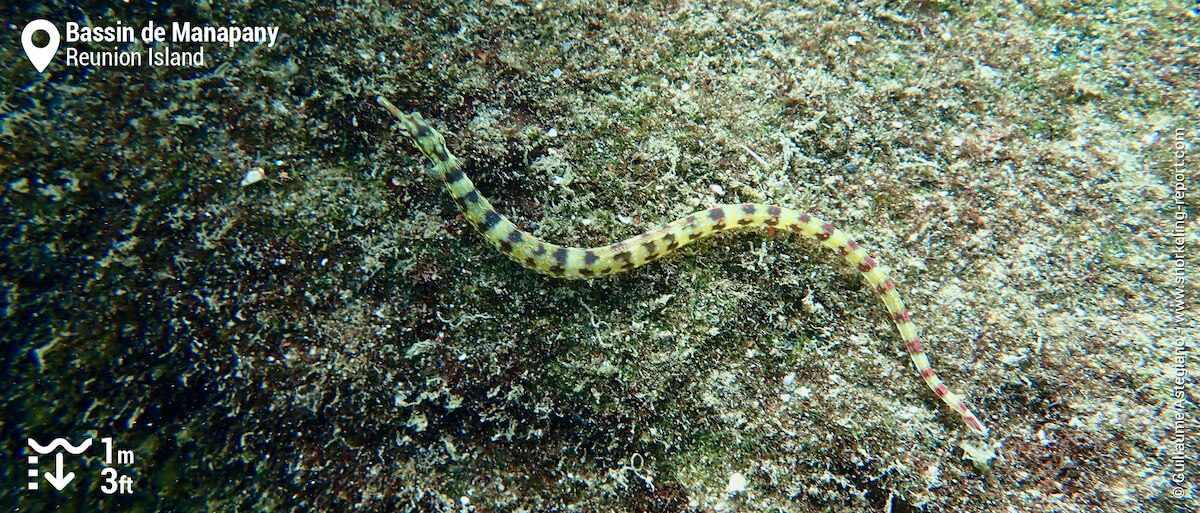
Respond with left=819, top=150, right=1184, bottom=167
left=2, top=1, right=1196, bottom=512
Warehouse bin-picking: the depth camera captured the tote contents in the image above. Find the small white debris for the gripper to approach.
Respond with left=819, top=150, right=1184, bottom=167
left=959, top=441, right=997, bottom=471
left=783, top=372, right=796, bottom=387
left=725, top=471, right=748, bottom=494
left=551, top=68, right=562, bottom=79
left=847, top=35, right=862, bottom=46
left=459, top=495, right=471, bottom=506
left=407, top=411, right=428, bottom=432
left=710, top=184, right=725, bottom=196
left=796, top=386, right=811, bottom=399
left=546, top=127, right=558, bottom=138
left=240, top=167, right=266, bottom=187
left=923, top=463, right=941, bottom=485
left=780, top=393, right=791, bottom=403
left=977, top=64, right=998, bottom=80
left=617, top=215, right=633, bottom=224
left=1000, top=352, right=1027, bottom=365
left=738, top=143, right=770, bottom=169
left=551, top=169, right=575, bottom=186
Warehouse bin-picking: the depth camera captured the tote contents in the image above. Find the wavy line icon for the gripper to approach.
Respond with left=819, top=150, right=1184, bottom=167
left=28, top=437, right=92, bottom=455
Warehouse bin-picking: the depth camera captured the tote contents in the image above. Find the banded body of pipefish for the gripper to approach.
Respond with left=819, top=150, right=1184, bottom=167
left=377, top=96, right=988, bottom=437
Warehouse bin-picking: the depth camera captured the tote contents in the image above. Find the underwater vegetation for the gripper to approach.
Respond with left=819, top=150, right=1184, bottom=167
left=2, top=1, right=1195, bottom=512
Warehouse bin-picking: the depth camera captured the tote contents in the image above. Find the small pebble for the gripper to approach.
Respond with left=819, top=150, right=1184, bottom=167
left=726, top=472, right=748, bottom=494
left=240, top=167, right=265, bottom=187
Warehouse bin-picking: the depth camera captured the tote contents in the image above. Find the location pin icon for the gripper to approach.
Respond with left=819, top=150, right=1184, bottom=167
left=22, top=20, right=60, bottom=73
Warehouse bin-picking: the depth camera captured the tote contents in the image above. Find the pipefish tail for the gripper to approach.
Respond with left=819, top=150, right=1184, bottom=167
left=378, top=96, right=988, bottom=437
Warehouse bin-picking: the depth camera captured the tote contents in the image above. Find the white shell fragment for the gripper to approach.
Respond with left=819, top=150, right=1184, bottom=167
left=725, top=471, right=748, bottom=495
left=240, top=167, right=266, bottom=187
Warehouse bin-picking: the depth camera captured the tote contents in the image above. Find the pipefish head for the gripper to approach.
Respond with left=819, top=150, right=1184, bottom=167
left=377, top=96, right=457, bottom=180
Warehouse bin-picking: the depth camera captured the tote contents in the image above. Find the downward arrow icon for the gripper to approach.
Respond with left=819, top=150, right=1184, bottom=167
left=44, top=453, right=74, bottom=491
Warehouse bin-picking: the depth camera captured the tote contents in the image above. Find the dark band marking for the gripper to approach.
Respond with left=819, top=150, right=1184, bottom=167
left=797, top=213, right=810, bottom=223
left=584, top=250, right=599, bottom=266
left=905, top=339, right=924, bottom=354
left=816, top=223, right=835, bottom=241
left=613, top=251, right=633, bottom=269
left=464, top=189, right=480, bottom=204
left=858, top=256, right=877, bottom=273
left=483, top=210, right=503, bottom=231
left=553, top=248, right=569, bottom=266
left=663, top=233, right=678, bottom=251
left=708, top=207, right=726, bottom=221
left=445, top=168, right=465, bottom=185
left=507, top=230, right=523, bottom=243
left=742, top=204, right=757, bottom=215
left=767, top=206, right=782, bottom=217
left=532, top=243, right=547, bottom=256
left=642, top=241, right=659, bottom=259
